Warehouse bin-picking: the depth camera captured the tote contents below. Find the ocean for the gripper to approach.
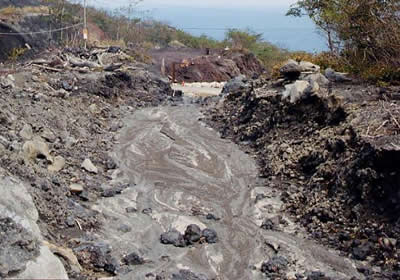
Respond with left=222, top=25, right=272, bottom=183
left=146, top=5, right=327, bottom=53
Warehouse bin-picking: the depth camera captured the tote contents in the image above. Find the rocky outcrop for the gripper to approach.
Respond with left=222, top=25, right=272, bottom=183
left=0, top=169, right=68, bottom=279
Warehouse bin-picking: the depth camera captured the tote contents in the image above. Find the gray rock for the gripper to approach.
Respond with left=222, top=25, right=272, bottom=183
left=69, top=183, right=84, bottom=194
left=172, top=270, right=209, bottom=280
left=122, top=252, right=144, bottom=265
left=0, top=217, right=40, bottom=278
left=300, top=61, right=321, bottom=73
left=48, top=156, right=66, bottom=172
left=184, top=224, right=202, bottom=245
left=81, top=158, right=98, bottom=174
left=19, top=124, right=33, bottom=140
left=22, top=139, right=52, bottom=162
left=0, top=172, right=68, bottom=279
left=281, top=80, right=313, bottom=103
left=280, top=59, right=302, bottom=80
left=41, top=128, right=57, bottom=143
left=221, top=75, right=249, bottom=94
left=201, top=228, right=218, bottom=244
left=325, top=68, right=352, bottom=82
left=160, top=229, right=186, bottom=247
left=304, top=73, right=330, bottom=86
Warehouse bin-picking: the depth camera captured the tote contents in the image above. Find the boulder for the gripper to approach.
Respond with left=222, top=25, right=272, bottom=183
left=300, top=61, right=320, bottom=73
left=160, top=229, right=186, bottom=247
left=282, top=80, right=314, bottom=103
left=0, top=172, right=68, bottom=279
left=22, top=139, right=52, bottom=162
left=81, top=158, right=98, bottom=174
left=184, top=224, right=202, bottom=245
left=325, top=68, right=352, bottom=82
left=304, top=73, right=330, bottom=86
left=201, top=228, right=218, bottom=244
left=122, top=252, right=144, bottom=265
left=280, top=59, right=302, bottom=80
left=221, top=75, right=249, bottom=94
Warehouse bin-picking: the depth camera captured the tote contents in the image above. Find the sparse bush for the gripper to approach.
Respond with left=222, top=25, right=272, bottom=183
left=288, top=0, right=400, bottom=83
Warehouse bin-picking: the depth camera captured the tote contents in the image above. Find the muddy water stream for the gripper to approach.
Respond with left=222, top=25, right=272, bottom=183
left=93, top=105, right=362, bottom=279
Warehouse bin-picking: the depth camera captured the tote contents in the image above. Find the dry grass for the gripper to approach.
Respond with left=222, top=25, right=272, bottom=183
left=0, top=5, right=49, bottom=17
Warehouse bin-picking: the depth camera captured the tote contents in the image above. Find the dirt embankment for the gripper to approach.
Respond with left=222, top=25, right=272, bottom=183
left=205, top=80, right=400, bottom=278
left=0, top=47, right=174, bottom=279
left=149, top=47, right=265, bottom=83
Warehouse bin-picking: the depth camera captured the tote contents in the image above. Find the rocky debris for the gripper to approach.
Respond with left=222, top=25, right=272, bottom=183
left=205, top=70, right=400, bottom=275
left=0, top=217, right=40, bottom=278
left=81, top=158, right=98, bottom=174
left=171, top=269, right=209, bottom=280
left=74, top=242, right=119, bottom=275
left=122, top=252, right=145, bottom=265
left=261, top=256, right=288, bottom=275
left=161, top=226, right=218, bottom=247
left=325, top=68, right=352, bottom=82
left=0, top=45, right=173, bottom=278
left=160, top=229, right=187, bottom=247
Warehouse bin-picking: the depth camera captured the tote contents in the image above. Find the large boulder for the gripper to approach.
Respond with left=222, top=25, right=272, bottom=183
left=281, top=80, right=319, bottom=103
left=325, top=68, right=352, bottom=82
left=280, top=59, right=302, bottom=80
left=0, top=171, right=68, bottom=279
left=221, top=75, right=249, bottom=94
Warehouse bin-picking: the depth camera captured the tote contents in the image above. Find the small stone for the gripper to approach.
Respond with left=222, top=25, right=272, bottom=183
left=81, top=159, right=98, bottom=174
left=123, top=252, right=144, bottom=265
left=125, top=207, right=137, bottom=213
left=206, top=213, right=220, bottom=221
left=160, top=229, right=186, bottom=247
left=142, top=208, right=152, bottom=215
left=62, top=81, right=73, bottom=91
left=201, top=228, right=218, bottom=244
left=69, top=183, right=84, bottom=194
left=88, top=104, right=98, bottom=114
left=118, top=224, right=132, bottom=233
left=48, top=156, right=66, bottom=172
left=19, top=124, right=33, bottom=140
left=184, top=224, right=202, bottom=245
left=66, top=216, right=75, bottom=227
left=41, top=129, right=57, bottom=143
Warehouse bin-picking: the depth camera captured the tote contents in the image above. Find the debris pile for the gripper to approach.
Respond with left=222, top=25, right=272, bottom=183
left=205, top=62, right=400, bottom=278
left=0, top=46, right=173, bottom=278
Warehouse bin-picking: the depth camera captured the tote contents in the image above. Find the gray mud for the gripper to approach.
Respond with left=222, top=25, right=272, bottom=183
left=92, top=105, right=363, bottom=279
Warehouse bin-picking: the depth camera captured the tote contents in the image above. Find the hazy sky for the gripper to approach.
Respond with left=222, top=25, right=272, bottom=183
left=92, top=0, right=297, bottom=9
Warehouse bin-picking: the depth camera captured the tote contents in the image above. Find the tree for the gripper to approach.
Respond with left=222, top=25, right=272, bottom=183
left=224, top=29, right=262, bottom=50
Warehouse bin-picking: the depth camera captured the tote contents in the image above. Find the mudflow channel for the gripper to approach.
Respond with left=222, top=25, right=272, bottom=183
left=92, top=105, right=363, bottom=279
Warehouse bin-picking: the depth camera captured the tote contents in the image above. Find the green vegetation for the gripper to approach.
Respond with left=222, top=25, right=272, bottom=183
left=288, top=0, right=400, bottom=83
